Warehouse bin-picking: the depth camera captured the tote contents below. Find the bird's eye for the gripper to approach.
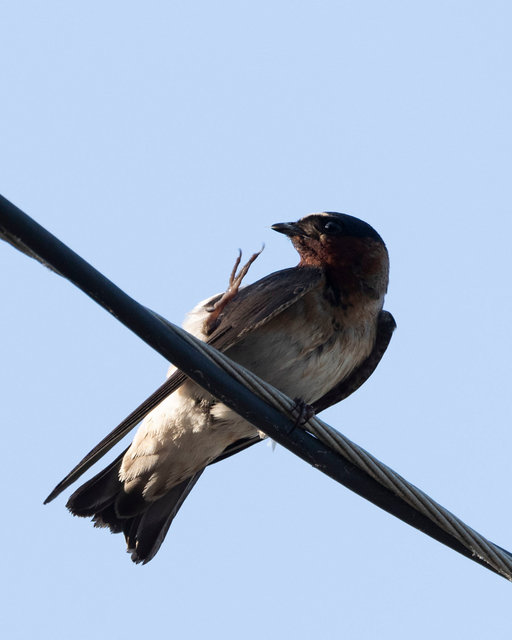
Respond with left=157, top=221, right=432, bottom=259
left=323, top=220, right=343, bottom=234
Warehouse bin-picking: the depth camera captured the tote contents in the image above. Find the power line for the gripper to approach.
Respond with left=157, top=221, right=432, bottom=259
left=1, top=193, right=511, bottom=580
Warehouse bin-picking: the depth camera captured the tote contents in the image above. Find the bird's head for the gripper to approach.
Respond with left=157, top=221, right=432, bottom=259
left=272, top=212, right=389, bottom=298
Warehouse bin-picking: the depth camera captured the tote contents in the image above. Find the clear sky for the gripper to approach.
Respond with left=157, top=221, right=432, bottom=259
left=1, top=2, right=511, bottom=639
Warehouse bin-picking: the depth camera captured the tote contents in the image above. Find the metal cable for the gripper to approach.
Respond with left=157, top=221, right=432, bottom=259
left=1, top=192, right=511, bottom=580
left=162, top=317, right=512, bottom=580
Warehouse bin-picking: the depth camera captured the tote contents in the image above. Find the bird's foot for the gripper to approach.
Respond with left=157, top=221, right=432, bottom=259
left=204, top=246, right=264, bottom=334
left=287, top=398, right=316, bottom=434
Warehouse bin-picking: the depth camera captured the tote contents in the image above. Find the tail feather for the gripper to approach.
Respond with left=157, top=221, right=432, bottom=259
left=93, top=503, right=124, bottom=533
left=67, top=449, right=128, bottom=517
left=66, top=453, right=203, bottom=563
left=63, top=435, right=261, bottom=563
left=125, top=472, right=203, bottom=564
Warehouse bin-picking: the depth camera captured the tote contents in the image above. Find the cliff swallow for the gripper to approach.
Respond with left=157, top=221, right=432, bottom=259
left=47, top=212, right=396, bottom=563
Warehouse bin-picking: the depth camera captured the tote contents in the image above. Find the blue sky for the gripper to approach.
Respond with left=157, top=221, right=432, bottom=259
left=1, top=2, right=512, bottom=638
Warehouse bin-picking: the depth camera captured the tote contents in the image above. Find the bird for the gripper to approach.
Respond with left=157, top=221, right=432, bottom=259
left=46, top=211, right=396, bottom=563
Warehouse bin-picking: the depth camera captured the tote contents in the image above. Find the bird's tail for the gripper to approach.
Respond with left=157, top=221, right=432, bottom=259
left=66, top=451, right=203, bottom=564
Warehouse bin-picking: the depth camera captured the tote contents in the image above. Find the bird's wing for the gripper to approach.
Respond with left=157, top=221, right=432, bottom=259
left=45, top=267, right=324, bottom=503
left=311, top=310, right=396, bottom=413
left=204, top=266, right=324, bottom=349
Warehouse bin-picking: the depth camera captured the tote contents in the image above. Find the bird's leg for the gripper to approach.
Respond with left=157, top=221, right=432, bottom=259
left=287, top=398, right=316, bottom=434
left=204, top=246, right=264, bottom=335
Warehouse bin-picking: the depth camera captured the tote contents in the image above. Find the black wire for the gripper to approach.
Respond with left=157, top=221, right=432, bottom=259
left=1, top=193, right=510, bottom=579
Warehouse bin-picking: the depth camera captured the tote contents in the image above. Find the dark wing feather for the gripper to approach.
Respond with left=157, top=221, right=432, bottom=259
left=207, top=434, right=262, bottom=465
left=44, top=378, right=188, bottom=503
left=312, top=310, right=396, bottom=414
left=46, top=266, right=323, bottom=503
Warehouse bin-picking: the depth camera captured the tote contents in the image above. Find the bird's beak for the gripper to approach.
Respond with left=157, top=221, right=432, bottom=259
left=271, top=222, right=305, bottom=237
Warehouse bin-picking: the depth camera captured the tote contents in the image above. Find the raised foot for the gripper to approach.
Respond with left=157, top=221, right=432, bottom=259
left=204, top=246, right=264, bottom=334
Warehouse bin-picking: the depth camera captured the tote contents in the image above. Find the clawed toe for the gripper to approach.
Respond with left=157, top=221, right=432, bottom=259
left=204, top=246, right=264, bottom=334
left=288, top=398, right=315, bottom=434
